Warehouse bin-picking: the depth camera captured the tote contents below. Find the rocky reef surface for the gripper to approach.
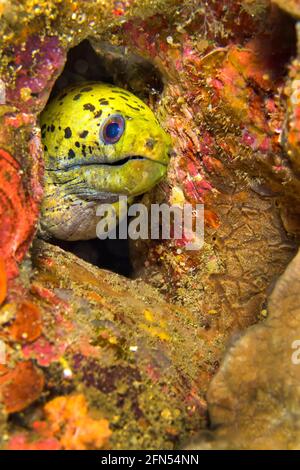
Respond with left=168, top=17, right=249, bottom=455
left=0, top=0, right=300, bottom=449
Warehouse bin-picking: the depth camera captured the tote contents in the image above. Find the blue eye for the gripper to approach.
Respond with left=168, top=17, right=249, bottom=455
left=100, top=115, right=125, bottom=145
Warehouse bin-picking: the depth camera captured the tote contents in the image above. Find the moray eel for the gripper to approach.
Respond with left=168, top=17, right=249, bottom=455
left=39, top=82, right=171, bottom=241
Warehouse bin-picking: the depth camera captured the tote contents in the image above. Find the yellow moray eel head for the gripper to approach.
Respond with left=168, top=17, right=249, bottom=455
left=39, top=82, right=172, bottom=241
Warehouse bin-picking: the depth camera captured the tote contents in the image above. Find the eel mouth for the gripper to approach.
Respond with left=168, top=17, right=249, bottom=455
left=106, top=156, right=152, bottom=167
left=46, top=155, right=168, bottom=172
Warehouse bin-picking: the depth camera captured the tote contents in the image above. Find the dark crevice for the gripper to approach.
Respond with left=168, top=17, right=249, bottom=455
left=52, top=234, right=134, bottom=278
left=50, top=38, right=164, bottom=102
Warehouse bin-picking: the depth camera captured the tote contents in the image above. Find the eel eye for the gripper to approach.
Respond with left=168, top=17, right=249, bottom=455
left=100, top=114, right=125, bottom=145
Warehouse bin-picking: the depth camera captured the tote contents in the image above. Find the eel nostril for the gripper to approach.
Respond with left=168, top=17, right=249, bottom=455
left=145, top=138, right=156, bottom=150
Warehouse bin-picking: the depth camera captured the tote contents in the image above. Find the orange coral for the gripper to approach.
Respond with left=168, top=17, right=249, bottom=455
left=0, top=257, right=7, bottom=305
left=204, top=209, right=220, bottom=230
left=9, top=301, right=42, bottom=343
left=0, top=361, right=44, bottom=413
left=44, top=394, right=112, bottom=450
left=6, top=394, right=111, bottom=450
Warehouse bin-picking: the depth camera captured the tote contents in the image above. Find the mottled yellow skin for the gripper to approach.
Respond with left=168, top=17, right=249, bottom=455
left=39, top=82, right=171, bottom=241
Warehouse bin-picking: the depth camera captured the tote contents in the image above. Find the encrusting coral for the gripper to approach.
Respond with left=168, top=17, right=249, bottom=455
left=7, top=394, right=111, bottom=450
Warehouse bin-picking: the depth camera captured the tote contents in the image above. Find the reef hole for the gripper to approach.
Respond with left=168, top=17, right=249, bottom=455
left=41, top=39, right=165, bottom=277
left=50, top=38, right=164, bottom=102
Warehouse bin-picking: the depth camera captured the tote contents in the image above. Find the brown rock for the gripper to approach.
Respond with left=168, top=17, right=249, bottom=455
left=187, top=249, right=300, bottom=450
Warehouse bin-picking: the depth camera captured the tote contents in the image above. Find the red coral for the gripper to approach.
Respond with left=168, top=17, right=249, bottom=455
left=7, top=435, right=61, bottom=451
left=0, top=149, right=40, bottom=279
left=22, top=335, right=66, bottom=367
